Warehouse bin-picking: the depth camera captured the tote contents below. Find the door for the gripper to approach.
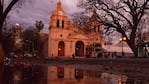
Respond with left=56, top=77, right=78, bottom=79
left=75, top=41, right=84, bottom=57
left=58, top=41, right=65, bottom=56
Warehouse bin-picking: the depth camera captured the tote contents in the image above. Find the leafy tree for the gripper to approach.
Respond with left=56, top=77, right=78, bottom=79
left=0, top=0, right=19, bottom=39
left=21, top=27, right=41, bottom=53
left=0, top=0, right=33, bottom=55
left=35, top=20, right=45, bottom=56
left=78, top=0, right=149, bottom=56
left=0, top=0, right=24, bottom=59
left=1, top=26, right=15, bottom=53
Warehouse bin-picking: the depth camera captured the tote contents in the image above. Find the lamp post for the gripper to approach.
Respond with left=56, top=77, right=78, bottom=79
left=14, top=23, right=22, bottom=39
left=119, top=37, right=126, bottom=57
left=14, top=23, right=23, bottom=50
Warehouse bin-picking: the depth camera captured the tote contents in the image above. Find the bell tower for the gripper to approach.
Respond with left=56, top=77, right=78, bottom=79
left=49, top=0, right=69, bottom=29
left=48, top=0, right=70, bottom=57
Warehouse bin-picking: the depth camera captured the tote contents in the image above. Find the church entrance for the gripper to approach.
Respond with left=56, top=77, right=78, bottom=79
left=75, top=41, right=84, bottom=57
left=58, top=41, right=65, bottom=56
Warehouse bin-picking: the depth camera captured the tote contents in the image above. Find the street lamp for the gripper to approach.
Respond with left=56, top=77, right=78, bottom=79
left=119, top=37, right=126, bottom=57
left=14, top=23, right=23, bottom=50
left=15, top=23, right=20, bottom=28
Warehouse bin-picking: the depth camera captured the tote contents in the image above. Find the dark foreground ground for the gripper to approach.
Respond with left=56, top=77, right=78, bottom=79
left=12, top=57, right=149, bottom=68
left=13, top=57, right=149, bottom=66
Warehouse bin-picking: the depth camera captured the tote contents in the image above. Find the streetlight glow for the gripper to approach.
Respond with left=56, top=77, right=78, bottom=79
left=119, top=36, right=126, bottom=57
left=15, top=23, right=20, bottom=27
left=119, top=38, right=122, bottom=41
left=119, top=37, right=126, bottom=42
left=15, top=23, right=20, bottom=29
left=123, top=37, right=126, bottom=41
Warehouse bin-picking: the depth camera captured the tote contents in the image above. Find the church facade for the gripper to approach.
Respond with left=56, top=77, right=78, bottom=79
left=48, top=1, right=103, bottom=58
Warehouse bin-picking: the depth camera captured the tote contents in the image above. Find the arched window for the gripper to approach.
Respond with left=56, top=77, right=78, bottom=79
left=57, top=19, right=60, bottom=28
left=62, top=20, right=64, bottom=28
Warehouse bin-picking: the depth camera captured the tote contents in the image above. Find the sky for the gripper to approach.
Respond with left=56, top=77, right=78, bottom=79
left=6, top=0, right=79, bottom=33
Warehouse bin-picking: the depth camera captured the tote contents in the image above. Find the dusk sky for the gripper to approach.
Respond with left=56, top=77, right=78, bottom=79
left=7, top=0, right=79, bottom=33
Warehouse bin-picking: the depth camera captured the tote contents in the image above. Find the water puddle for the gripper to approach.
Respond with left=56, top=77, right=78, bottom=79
left=0, top=61, right=148, bottom=84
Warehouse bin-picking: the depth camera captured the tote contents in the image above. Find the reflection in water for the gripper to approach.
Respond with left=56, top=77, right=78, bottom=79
left=57, top=67, right=64, bottom=78
left=74, top=69, right=84, bottom=80
left=13, top=69, right=21, bottom=84
left=3, top=66, right=13, bottom=84
left=1, top=62, right=47, bottom=84
left=1, top=63, right=148, bottom=84
left=101, top=73, right=127, bottom=84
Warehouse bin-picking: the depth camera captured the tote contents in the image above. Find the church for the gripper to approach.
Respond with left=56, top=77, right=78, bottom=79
left=48, top=0, right=103, bottom=58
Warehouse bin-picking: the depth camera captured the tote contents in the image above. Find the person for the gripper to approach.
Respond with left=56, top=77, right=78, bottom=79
left=72, top=54, right=75, bottom=63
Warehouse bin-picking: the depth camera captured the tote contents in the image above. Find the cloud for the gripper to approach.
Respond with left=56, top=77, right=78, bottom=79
left=7, top=0, right=79, bottom=33
left=61, top=0, right=79, bottom=14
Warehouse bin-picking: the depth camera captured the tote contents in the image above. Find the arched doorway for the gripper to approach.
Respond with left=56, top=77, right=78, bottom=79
left=58, top=41, right=65, bottom=56
left=75, top=41, right=84, bottom=57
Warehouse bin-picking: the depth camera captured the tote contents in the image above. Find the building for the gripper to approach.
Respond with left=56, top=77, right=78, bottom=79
left=48, top=0, right=103, bottom=58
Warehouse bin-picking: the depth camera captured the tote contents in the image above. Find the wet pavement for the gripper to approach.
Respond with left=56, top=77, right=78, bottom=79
left=0, top=58, right=149, bottom=84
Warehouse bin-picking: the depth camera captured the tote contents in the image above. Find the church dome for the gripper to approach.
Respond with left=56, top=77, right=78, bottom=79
left=51, top=0, right=67, bottom=17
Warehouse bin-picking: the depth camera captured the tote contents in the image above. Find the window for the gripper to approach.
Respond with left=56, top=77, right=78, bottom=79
left=62, top=20, right=64, bottom=28
left=57, top=19, right=60, bottom=28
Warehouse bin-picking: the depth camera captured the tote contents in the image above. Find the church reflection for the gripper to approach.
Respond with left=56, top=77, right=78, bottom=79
left=56, top=67, right=84, bottom=80
left=74, top=69, right=84, bottom=80
left=1, top=64, right=148, bottom=84
left=47, top=66, right=146, bottom=84
left=57, top=67, right=64, bottom=78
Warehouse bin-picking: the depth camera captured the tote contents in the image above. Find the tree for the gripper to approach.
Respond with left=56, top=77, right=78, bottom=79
left=0, top=0, right=32, bottom=47
left=21, top=27, right=41, bottom=53
left=0, top=0, right=35, bottom=60
left=35, top=20, right=45, bottom=57
left=78, top=0, right=149, bottom=57
left=71, top=11, right=90, bottom=30
left=35, top=20, right=44, bottom=32
left=0, top=0, right=23, bottom=60
left=0, top=0, right=19, bottom=39
left=1, top=26, right=16, bottom=53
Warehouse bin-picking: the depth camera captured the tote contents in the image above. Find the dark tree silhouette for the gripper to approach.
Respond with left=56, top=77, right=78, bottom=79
left=0, top=0, right=19, bottom=39
left=21, top=28, right=41, bottom=53
left=35, top=20, right=44, bottom=32
left=0, top=0, right=33, bottom=57
left=0, top=0, right=20, bottom=59
left=78, top=0, right=149, bottom=56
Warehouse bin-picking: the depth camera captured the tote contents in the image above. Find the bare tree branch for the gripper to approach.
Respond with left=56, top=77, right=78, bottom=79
left=77, top=0, right=149, bottom=56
